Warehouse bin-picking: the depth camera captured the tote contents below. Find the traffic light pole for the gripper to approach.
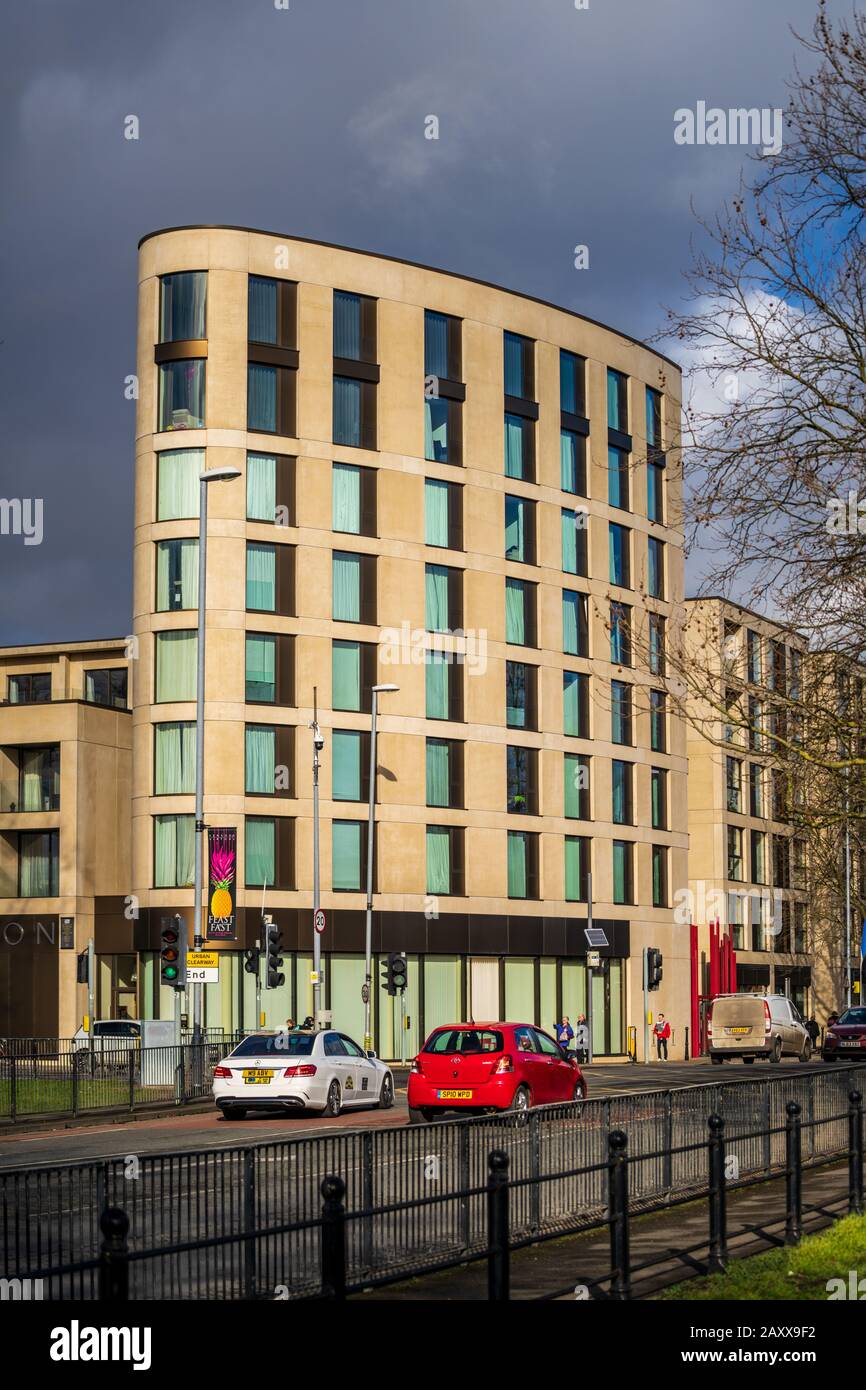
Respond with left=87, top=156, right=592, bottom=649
left=192, top=475, right=209, bottom=1047
left=363, top=690, right=379, bottom=1053
left=256, top=940, right=262, bottom=1028
left=586, top=873, right=593, bottom=1066
left=643, top=946, right=650, bottom=1064
left=311, top=689, right=322, bottom=1026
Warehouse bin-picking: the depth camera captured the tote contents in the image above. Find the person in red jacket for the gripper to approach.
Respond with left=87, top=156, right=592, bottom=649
left=653, top=1013, right=671, bottom=1060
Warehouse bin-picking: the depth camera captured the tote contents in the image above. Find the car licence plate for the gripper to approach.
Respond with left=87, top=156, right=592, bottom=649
left=840, top=1040, right=861, bottom=1047
left=243, top=1070, right=273, bottom=1083
left=726, top=1027, right=751, bottom=1034
left=437, top=1089, right=472, bottom=1099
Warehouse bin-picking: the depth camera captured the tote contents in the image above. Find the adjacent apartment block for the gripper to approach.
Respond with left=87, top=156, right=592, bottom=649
left=130, top=226, right=688, bottom=1057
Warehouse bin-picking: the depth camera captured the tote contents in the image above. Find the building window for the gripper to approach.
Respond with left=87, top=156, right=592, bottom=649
left=563, top=671, right=589, bottom=738
left=159, top=272, right=206, bottom=343
left=564, top=835, right=590, bottom=902
left=333, top=462, right=377, bottom=536
left=726, top=756, right=742, bottom=813
left=84, top=668, right=128, bottom=709
left=9, top=746, right=60, bottom=813
left=505, top=495, right=536, bottom=564
left=727, top=825, right=744, bottom=881
left=612, top=839, right=633, bottom=904
left=652, top=845, right=668, bottom=907
left=158, top=448, right=203, bottom=520
left=507, top=830, right=538, bottom=899
left=425, top=478, right=462, bottom=549
left=504, top=413, right=534, bottom=481
left=650, top=689, right=666, bottom=753
left=247, top=452, right=295, bottom=526
left=561, top=509, right=588, bottom=577
left=746, top=630, right=762, bottom=683
left=248, top=275, right=296, bottom=347
left=245, top=816, right=294, bottom=889
left=648, top=614, right=666, bottom=677
left=424, top=310, right=463, bottom=465
left=506, top=578, right=536, bottom=647
left=504, top=331, right=534, bottom=399
left=647, top=537, right=664, bottom=599
left=333, top=377, right=376, bottom=449
left=247, top=542, right=294, bottom=615
left=608, top=446, right=629, bottom=510
left=331, top=729, right=369, bottom=803
left=646, top=386, right=662, bottom=451
left=154, top=814, right=194, bottom=888
left=7, top=673, right=51, bottom=704
left=609, top=523, right=630, bottom=588
left=425, top=564, right=462, bottom=632
left=156, top=538, right=198, bottom=612
left=560, top=429, right=587, bottom=496
left=333, top=551, right=376, bottom=624
left=507, top=745, right=537, bottom=815
left=611, top=680, right=632, bottom=746
left=332, top=819, right=365, bottom=891
left=506, top=661, right=537, bottom=730
left=607, top=369, right=628, bottom=433
left=748, top=695, right=764, bottom=751
left=610, top=602, right=632, bottom=667
left=563, top=590, right=588, bottom=657
left=426, top=651, right=462, bottom=721
left=155, top=630, right=197, bottom=703
left=332, top=639, right=376, bottom=713
left=245, top=724, right=293, bottom=798
left=158, top=359, right=205, bottom=432
left=560, top=350, right=586, bottom=416
left=647, top=461, right=665, bottom=524
left=246, top=633, right=293, bottom=705
left=564, top=753, right=590, bottom=820
left=334, top=290, right=375, bottom=362
left=247, top=363, right=296, bottom=436
left=247, top=276, right=297, bottom=436
left=751, top=829, right=767, bottom=885
left=18, top=829, right=59, bottom=896
left=651, top=767, right=667, bottom=830
left=154, top=722, right=195, bottom=795
left=427, top=825, right=463, bottom=895
left=611, top=759, right=633, bottom=825
left=333, top=291, right=377, bottom=449
left=749, top=764, right=764, bottom=818
left=426, top=737, right=463, bottom=809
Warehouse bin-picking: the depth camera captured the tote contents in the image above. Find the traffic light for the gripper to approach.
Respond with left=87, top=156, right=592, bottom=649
left=264, top=919, right=285, bottom=990
left=647, top=947, right=663, bottom=992
left=381, top=952, right=407, bottom=996
left=381, top=956, right=395, bottom=996
left=160, top=916, right=186, bottom=989
left=244, top=947, right=260, bottom=976
left=76, top=950, right=89, bottom=985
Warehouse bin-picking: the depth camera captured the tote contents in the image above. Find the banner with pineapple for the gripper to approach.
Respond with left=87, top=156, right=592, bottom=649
left=207, top=827, right=237, bottom=940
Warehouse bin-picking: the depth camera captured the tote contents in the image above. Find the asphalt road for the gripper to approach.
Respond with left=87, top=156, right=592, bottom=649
left=0, top=1055, right=833, bottom=1170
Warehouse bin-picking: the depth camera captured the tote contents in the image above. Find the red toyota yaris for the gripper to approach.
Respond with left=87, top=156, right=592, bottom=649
left=407, top=1021, right=586, bottom=1123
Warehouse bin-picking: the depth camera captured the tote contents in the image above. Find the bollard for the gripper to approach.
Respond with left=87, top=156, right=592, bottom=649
left=785, top=1100, right=802, bottom=1246
left=487, top=1150, right=510, bottom=1300
left=99, top=1207, right=130, bottom=1301
left=707, top=1113, right=728, bottom=1272
left=320, top=1175, right=347, bottom=1299
left=607, top=1129, right=631, bottom=1300
left=849, top=1090, right=863, bottom=1216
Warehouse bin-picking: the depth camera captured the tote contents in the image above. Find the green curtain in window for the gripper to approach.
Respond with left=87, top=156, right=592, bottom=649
left=249, top=277, right=277, bottom=344
left=332, top=820, right=361, bottom=890
left=333, top=552, right=361, bottom=621
left=156, top=631, right=197, bottom=702
left=563, top=672, right=580, bottom=736
left=245, top=635, right=276, bottom=702
left=161, top=272, right=206, bottom=342
left=504, top=335, right=523, bottom=396
left=652, top=772, right=662, bottom=828
left=247, top=453, right=277, bottom=522
left=332, top=641, right=360, bottom=710
left=20, top=752, right=40, bottom=812
left=248, top=364, right=276, bottom=432
left=158, top=449, right=203, bottom=520
left=425, top=398, right=449, bottom=462
left=156, top=539, right=199, bottom=611
left=333, top=463, right=361, bottom=533
left=612, top=763, right=627, bottom=823
left=564, top=754, right=582, bottom=818
left=154, top=815, right=194, bottom=888
left=155, top=722, right=196, bottom=794
left=246, top=818, right=275, bottom=886
left=560, top=431, right=578, bottom=492
left=426, top=739, right=450, bottom=806
left=332, top=730, right=361, bottom=801
left=505, top=497, right=524, bottom=560
left=563, top=593, right=579, bottom=655
left=425, top=311, right=449, bottom=378
left=562, top=510, right=578, bottom=574
left=504, top=414, right=524, bottom=478
left=20, top=831, right=57, bottom=895
left=426, top=653, right=449, bottom=719
left=505, top=579, right=525, bottom=644
left=607, top=370, right=622, bottom=430
left=425, top=479, right=449, bottom=546
left=507, top=832, right=527, bottom=898
left=334, top=292, right=361, bottom=358
left=612, top=842, right=628, bottom=903
left=565, top=837, right=584, bottom=901
left=245, top=726, right=275, bottom=794
left=652, top=847, right=663, bottom=906
left=426, top=827, right=451, bottom=894
left=246, top=543, right=276, bottom=611
left=426, top=565, right=449, bottom=632
left=333, top=377, right=361, bottom=446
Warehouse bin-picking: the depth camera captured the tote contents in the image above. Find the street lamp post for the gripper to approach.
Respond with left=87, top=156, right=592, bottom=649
left=192, top=465, right=241, bottom=1044
left=310, top=687, right=323, bottom=1025
left=364, top=683, right=399, bottom=1052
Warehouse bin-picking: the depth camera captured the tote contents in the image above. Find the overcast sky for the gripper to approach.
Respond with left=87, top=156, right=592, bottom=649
left=0, top=0, right=829, bottom=644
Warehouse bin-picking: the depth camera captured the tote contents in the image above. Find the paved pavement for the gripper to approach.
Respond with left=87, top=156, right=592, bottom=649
left=0, top=1055, right=832, bottom=1169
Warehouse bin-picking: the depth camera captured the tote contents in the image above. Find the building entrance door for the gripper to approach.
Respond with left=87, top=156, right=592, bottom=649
left=112, top=954, right=138, bottom=1019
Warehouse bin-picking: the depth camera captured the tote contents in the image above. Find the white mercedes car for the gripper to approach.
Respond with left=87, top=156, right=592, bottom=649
left=212, top=1028, right=395, bottom=1119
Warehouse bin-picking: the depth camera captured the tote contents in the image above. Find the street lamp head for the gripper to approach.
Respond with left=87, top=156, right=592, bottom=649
left=372, top=684, right=400, bottom=693
left=200, top=466, right=242, bottom=483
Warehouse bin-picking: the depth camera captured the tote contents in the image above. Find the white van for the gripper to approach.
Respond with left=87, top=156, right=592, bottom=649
left=708, top=994, right=811, bottom=1064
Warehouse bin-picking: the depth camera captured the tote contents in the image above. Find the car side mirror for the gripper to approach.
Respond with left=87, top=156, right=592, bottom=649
left=366, top=1049, right=377, bottom=1059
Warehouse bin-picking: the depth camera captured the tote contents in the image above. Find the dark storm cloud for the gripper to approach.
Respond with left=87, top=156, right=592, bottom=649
left=0, top=0, right=825, bottom=642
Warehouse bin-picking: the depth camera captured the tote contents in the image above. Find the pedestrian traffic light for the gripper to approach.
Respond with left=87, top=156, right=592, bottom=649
left=265, top=919, right=285, bottom=990
left=647, top=947, right=663, bottom=992
left=244, top=947, right=260, bottom=976
left=160, top=917, right=186, bottom=989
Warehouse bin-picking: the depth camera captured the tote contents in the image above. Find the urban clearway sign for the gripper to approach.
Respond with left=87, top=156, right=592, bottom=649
left=186, top=950, right=219, bottom=984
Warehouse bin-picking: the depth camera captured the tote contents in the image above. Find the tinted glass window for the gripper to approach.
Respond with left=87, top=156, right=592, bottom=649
left=513, top=1027, right=538, bottom=1052
left=838, top=1008, right=866, bottom=1026
left=230, top=1033, right=314, bottom=1057
left=323, top=1033, right=348, bottom=1056
left=534, top=1030, right=561, bottom=1056
left=425, top=1028, right=503, bottom=1054
left=340, top=1034, right=366, bottom=1057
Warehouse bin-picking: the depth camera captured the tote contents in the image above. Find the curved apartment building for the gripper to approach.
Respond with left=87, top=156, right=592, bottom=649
left=132, top=226, right=687, bottom=1058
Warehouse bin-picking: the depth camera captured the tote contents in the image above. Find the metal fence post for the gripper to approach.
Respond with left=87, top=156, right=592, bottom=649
left=707, top=1113, right=728, bottom=1273
left=487, top=1149, right=510, bottom=1301
left=99, top=1207, right=130, bottom=1301
left=529, top=1110, right=541, bottom=1233
left=72, top=1048, right=80, bottom=1118
left=849, top=1089, right=863, bottom=1216
left=763, top=1079, right=772, bottom=1175
left=242, top=1147, right=256, bottom=1298
left=663, top=1091, right=673, bottom=1194
left=360, top=1130, right=374, bottom=1272
left=458, top=1122, right=471, bottom=1251
left=128, top=1050, right=136, bottom=1112
left=320, top=1175, right=347, bottom=1300
left=785, top=1100, right=802, bottom=1245
left=10, top=1055, right=16, bottom=1123
left=607, top=1129, right=630, bottom=1300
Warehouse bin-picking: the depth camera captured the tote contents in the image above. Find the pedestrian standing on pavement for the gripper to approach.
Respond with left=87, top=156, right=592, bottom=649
left=827, top=1011, right=840, bottom=1031
left=653, top=1013, right=671, bottom=1060
left=806, top=1015, right=820, bottom=1046
left=555, top=1016, right=574, bottom=1050
left=574, top=1014, right=590, bottom=1064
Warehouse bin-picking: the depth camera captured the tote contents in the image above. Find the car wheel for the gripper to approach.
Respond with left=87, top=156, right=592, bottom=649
left=743, top=1056, right=755, bottom=1065
left=711, top=1054, right=723, bottom=1065
left=322, top=1079, right=342, bottom=1117
left=379, top=1073, right=394, bottom=1109
left=769, top=1036, right=782, bottom=1064
left=799, top=1038, right=812, bottom=1063
left=409, top=1106, right=437, bottom=1125
left=509, top=1084, right=531, bottom=1113
left=225, top=1108, right=247, bottom=1120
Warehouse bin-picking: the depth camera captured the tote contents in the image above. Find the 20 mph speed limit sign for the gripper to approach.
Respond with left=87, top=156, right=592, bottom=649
left=314, top=909, right=326, bottom=934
